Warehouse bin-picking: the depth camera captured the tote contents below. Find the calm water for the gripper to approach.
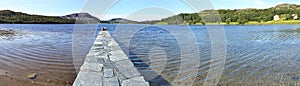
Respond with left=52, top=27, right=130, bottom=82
left=0, top=24, right=98, bottom=85
left=1, top=24, right=300, bottom=85
left=106, top=24, right=300, bottom=85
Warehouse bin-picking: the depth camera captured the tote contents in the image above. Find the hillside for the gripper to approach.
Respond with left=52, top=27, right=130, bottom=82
left=101, top=18, right=139, bottom=24
left=0, top=10, right=75, bottom=24
left=160, top=3, right=300, bottom=25
left=275, top=4, right=300, bottom=9
left=0, top=10, right=101, bottom=24
left=61, top=13, right=101, bottom=24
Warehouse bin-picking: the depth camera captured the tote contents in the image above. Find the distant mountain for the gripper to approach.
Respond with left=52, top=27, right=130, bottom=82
left=60, top=13, right=101, bottom=24
left=0, top=10, right=75, bottom=24
left=275, top=4, right=300, bottom=9
left=104, top=18, right=139, bottom=24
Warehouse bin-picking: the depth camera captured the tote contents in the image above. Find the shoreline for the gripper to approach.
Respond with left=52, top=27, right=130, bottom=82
left=1, top=22, right=300, bottom=26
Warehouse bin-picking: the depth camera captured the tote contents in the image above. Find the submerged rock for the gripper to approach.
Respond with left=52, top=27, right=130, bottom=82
left=0, top=29, right=18, bottom=40
left=0, top=29, right=16, bottom=36
left=27, top=73, right=38, bottom=79
left=0, top=29, right=26, bottom=40
left=0, top=69, right=9, bottom=76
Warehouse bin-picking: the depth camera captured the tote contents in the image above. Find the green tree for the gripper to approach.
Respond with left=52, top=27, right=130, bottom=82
left=200, top=21, right=206, bottom=25
left=225, top=18, right=231, bottom=24
left=286, top=14, right=294, bottom=20
left=237, top=17, right=248, bottom=25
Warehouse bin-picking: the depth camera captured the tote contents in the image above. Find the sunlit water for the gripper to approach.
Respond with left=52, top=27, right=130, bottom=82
left=1, top=24, right=300, bottom=85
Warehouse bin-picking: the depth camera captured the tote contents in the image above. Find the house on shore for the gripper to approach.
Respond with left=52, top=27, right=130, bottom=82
left=274, top=15, right=280, bottom=21
left=292, top=14, right=298, bottom=20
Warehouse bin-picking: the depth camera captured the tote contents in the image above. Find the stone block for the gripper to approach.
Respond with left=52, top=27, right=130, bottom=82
left=121, top=76, right=150, bottom=86
left=130, top=76, right=147, bottom=81
left=115, top=60, right=135, bottom=68
left=73, top=71, right=103, bottom=86
left=80, top=62, right=103, bottom=72
left=96, top=58, right=105, bottom=64
left=95, top=55, right=108, bottom=59
left=94, top=41, right=103, bottom=46
left=109, top=50, right=128, bottom=61
left=83, top=56, right=105, bottom=64
left=92, top=46, right=104, bottom=50
left=108, top=41, right=119, bottom=47
left=84, top=56, right=99, bottom=63
left=104, top=77, right=119, bottom=86
left=117, top=67, right=141, bottom=81
left=109, top=46, right=121, bottom=51
left=104, top=69, right=114, bottom=78
left=104, top=61, right=117, bottom=69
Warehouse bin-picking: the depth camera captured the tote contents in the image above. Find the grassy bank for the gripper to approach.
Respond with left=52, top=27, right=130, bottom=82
left=247, top=20, right=300, bottom=25
left=222, top=20, right=300, bottom=25
left=154, top=20, right=300, bottom=25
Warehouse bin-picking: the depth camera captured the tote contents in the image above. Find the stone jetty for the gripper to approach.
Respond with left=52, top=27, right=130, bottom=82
left=73, top=30, right=149, bottom=86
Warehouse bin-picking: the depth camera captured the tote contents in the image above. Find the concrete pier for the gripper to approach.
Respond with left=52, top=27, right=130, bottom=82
left=73, top=31, right=149, bottom=86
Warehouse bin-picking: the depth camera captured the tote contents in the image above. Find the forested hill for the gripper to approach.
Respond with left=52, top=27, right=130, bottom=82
left=61, top=13, right=101, bottom=24
left=0, top=10, right=101, bottom=24
left=161, top=4, right=300, bottom=25
left=0, top=10, right=76, bottom=24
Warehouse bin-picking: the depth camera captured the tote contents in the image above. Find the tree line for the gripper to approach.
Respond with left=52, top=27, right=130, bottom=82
left=161, top=4, right=300, bottom=25
left=0, top=10, right=75, bottom=24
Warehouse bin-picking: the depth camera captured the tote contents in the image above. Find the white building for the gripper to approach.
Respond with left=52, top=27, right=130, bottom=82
left=273, top=15, right=280, bottom=21
left=292, top=14, right=298, bottom=20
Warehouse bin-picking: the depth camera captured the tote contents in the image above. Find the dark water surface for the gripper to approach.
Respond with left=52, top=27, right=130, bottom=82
left=1, top=24, right=300, bottom=85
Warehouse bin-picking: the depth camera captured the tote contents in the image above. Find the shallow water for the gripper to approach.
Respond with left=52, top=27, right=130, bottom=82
left=1, top=24, right=300, bottom=85
left=0, top=24, right=97, bottom=86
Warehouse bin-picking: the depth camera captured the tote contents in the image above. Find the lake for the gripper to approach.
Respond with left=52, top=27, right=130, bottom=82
left=1, top=24, right=300, bottom=85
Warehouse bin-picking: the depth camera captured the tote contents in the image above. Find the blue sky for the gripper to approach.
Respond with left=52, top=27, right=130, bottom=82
left=0, top=0, right=299, bottom=21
